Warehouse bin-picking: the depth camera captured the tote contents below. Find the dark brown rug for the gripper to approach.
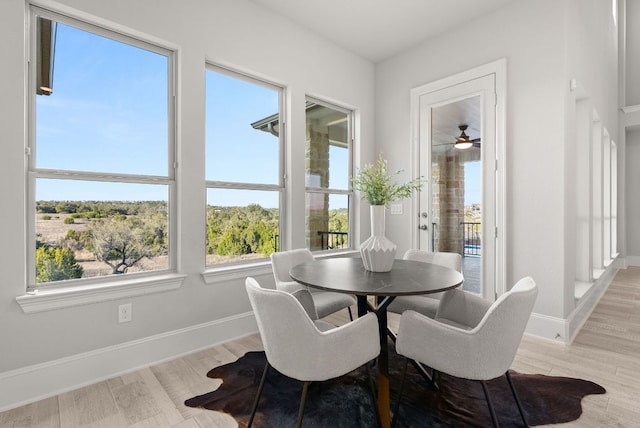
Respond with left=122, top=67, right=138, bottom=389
left=185, top=345, right=606, bottom=427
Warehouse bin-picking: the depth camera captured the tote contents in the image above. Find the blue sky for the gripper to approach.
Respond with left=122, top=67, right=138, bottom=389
left=36, top=22, right=168, bottom=201
left=465, top=161, right=481, bottom=205
left=37, top=20, right=479, bottom=209
left=37, top=21, right=331, bottom=208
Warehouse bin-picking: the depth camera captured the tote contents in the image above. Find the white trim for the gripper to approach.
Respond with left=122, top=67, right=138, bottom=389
left=525, top=312, right=569, bottom=343
left=410, top=59, right=506, bottom=98
left=409, top=58, right=507, bottom=297
left=27, top=4, right=178, bottom=288
left=526, top=259, right=620, bottom=344
left=574, top=280, right=593, bottom=300
left=16, top=273, right=187, bottom=313
left=621, top=104, right=640, bottom=114
left=0, top=310, right=257, bottom=412
left=202, top=262, right=273, bottom=284
left=567, top=259, right=619, bottom=342
left=568, top=286, right=605, bottom=342
left=624, top=255, right=640, bottom=266
left=201, top=249, right=361, bottom=285
left=29, top=1, right=180, bottom=51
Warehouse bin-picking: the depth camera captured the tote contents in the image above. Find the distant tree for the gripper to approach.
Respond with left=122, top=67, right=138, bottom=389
left=36, top=201, right=57, bottom=214
left=35, top=246, right=84, bottom=283
left=89, top=214, right=166, bottom=274
left=206, top=204, right=279, bottom=258
left=244, top=219, right=277, bottom=255
left=328, top=209, right=348, bottom=232
left=55, top=201, right=79, bottom=213
left=217, top=221, right=251, bottom=256
left=64, top=229, right=92, bottom=252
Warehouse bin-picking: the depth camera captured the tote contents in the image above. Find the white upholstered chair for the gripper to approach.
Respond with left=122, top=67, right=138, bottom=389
left=271, top=248, right=355, bottom=320
left=387, top=249, right=463, bottom=319
left=245, top=277, right=380, bottom=428
left=394, top=276, right=538, bottom=427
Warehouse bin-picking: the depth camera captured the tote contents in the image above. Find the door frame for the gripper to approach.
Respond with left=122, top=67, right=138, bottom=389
left=409, top=59, right=507, bottom=298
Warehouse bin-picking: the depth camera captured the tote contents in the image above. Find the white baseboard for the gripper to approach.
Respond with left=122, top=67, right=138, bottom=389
left=524, top=259, right=620, bottom=344
left=567, top=261, right=618, bottom=342
left=0, top=312, right=257, bottom=412
left=625, top=255, right=640, bottom=266
left=525, top=312, right=568, bottom=343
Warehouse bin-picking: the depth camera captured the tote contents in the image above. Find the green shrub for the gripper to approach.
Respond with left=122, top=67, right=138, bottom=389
left=35, top=246, right=84, bottom=283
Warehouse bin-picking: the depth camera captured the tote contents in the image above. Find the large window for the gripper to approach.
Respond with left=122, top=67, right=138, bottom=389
left=205, top=66, right=283, bottom=267
left=28, top=8, right=174, bottom=289
left=305, top=98, right=353, bottom=251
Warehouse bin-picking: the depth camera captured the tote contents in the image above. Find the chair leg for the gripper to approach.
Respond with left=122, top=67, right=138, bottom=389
left=387, top=326, right=397, bottom=343
left=430, top=368, right=440, bottom=389
left=296, top=381, right=311, bottom=428
left=480, top=380, right=500, bottom=428
left=248, top=361, right=270, bottom=428
left=364, top=362, right=380, bottom=428
left=505, top=371, right=529, bottom=427
left=365, top=361, right=378, bottom=403
left=391, top=358, right=410, bottom=428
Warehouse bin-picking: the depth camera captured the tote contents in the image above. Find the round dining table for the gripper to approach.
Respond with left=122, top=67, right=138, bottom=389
left=289, top=256, right=464, bottom=428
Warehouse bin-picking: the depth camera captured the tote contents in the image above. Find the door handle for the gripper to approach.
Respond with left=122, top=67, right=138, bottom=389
left=419, top=224, right=428, bottom=230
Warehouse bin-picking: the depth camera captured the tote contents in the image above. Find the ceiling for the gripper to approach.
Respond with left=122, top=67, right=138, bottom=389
left=431, top=96, right=481, bottom=153
left=249, top=0, right=517, bottom=63
left=249, top=0, right=506, bottom=151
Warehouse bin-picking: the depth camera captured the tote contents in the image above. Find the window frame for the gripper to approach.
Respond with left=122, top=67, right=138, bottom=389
left=304, top=96, right=355, bottom=253
left=26, top=6, right=178, bottom=291
left=204, top=63, right=286, bottom=268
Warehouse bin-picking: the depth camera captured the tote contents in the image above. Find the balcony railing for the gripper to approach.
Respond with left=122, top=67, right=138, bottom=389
left=461, top=222, right=481, bottom=256
left=317, top=231, right=349, bottom=250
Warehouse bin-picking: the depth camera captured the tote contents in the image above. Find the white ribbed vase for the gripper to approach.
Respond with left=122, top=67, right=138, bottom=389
left=360, top=205, right=397, bottom=272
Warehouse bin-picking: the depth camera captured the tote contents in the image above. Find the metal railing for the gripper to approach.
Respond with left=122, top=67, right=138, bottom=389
left=461, top=222, right=481, bottom=256
left=317, top=231, right=349, bottom=250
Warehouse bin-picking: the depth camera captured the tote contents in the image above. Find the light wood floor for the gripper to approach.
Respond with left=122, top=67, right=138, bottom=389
left=2, top=267, right=640, bottom=427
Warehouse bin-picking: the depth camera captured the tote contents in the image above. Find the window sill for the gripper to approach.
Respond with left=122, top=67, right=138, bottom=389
left=202, top=261, right=273, bottom=285
left=574, top=280, right=593, bottom=301
left=200, top=250, right=359, bottom=285
left=16, top=273, right=187, bottom=314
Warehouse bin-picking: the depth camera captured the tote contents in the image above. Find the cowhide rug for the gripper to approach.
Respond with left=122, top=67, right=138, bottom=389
left=185, top=346, right=605, bottom=427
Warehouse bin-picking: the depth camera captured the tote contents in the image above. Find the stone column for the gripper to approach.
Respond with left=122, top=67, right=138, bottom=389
left=431, top=151, right=464, bottom=254
left=306, top=123, right=330, bottom=250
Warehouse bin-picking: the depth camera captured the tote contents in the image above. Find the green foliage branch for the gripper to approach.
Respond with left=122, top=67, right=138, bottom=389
left=352, top=153, right=425, bottom=206
left=35, top=245, right=84, bottom=283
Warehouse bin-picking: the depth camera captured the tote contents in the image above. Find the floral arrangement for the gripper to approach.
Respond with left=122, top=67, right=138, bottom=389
left=352, top=153, right=424, bottom=206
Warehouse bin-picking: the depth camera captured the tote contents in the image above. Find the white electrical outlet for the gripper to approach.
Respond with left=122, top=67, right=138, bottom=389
left=390, top=203, right=403, bottom=215
left=118, top=303, right=132, bottom=323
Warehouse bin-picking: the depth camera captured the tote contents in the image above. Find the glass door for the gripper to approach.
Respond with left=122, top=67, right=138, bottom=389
left=417, top=74, right=496, bottom=299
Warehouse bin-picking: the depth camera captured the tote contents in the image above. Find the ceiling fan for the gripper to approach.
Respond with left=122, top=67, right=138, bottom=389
left=453, top=124, right=481, bottom=150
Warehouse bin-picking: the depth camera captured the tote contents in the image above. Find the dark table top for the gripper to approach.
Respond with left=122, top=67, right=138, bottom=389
left=289, top=257, right=464, bottom=297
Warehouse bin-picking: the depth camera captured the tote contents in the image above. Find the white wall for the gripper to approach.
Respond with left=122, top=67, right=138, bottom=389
left=563, top=0, right=620, bottom=323
left=0, top=0, right=375, bottom=410
left=376, top=0, right=566, bottom=319
left=625, top=129, right=640, bottom=260
left=375, top=0, right=619, bottom=335
left=624, top=0, right=640, bottom=264
left=626, top=0, right=640, bottom=106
